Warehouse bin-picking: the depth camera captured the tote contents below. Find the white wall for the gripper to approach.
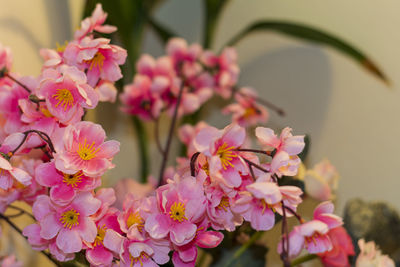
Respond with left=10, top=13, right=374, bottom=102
left=0, top=0, right=399, bottom=265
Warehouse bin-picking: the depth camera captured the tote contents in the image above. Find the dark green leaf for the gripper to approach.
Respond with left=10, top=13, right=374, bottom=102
left=148, top=17, right=179, bottom=44
left=203, top=0, right=231, bottom=48
left=226, top=20, right=389, bottom=85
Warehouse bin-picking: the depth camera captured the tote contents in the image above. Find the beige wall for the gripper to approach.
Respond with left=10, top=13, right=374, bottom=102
left=0, top=0, right=399, bottom=265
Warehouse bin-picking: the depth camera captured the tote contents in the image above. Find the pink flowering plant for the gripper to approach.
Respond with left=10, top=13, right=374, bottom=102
left=0, top=3, right=394, bottom=267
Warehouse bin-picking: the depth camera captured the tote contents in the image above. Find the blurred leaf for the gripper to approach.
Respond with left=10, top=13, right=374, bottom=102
left=148, top=17, right=179, bottom=44
left=298, top=134, right=310, bottom=162
left=210, top=244, right=267, bottom=267
left=203, top=0, right=231, bottom=48
left=226, top=20, right=389, bottom=85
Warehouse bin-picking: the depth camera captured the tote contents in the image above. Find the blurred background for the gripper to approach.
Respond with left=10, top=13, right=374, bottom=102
left=0, top=0, right=399, bottom=266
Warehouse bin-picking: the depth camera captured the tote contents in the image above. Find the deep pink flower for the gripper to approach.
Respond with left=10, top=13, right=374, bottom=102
left=64, top=37, right=127, bottom=87
left=35, top=161, right=100, bottom=205
left=38, top=66, right=99, bottom=124
left=318, top=226, right=355, bottom=267
left=53, top=121, right=120, bottom=177
left=33, top=192, right=101, bottom=253
left=145, top=175, right=206, bottom=246
left=74, top=3, right=117, bottom=40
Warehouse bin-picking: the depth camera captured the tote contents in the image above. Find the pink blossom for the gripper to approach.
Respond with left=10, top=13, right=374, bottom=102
left=145, top=175, right=206, bottom=246
left=53, top=121, right=120, bottom=177
left=74, top=3, right=117, bottom=40
left=178, top=122, right=210, bottom=157
left=0, top=188, right=19, bottom=213
left=0, top=155, right=31, bottom=190
left=40, top=48, right=63, bottom=69
left=95, top=80, right=117, bottom=102
left=214, top=47, right=239, bottom=98
left=223, top=87, right=268, bottom=127
left=33, top=192, right=101, bottom=253
left=304, top=159, right=339, bottom=201
left=38, top=66, right=99, bottom=124
left=35, top=161, right=100, bottom=205
left=113, top=178, right=155, bottom=210
left=193, top=123, right=247, bottom=189
left=356, top=239, right=395, bottom=267
left=0, top=43, right=12, bottom=72
left=0, top=254, right=22, bottom=267
left=64, top=37, right=127, bottom=87
left=318, top=226, right=355, bottom=267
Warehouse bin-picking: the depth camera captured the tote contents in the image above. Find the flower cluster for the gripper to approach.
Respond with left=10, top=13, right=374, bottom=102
left=120, top=38, right=269, bottom=127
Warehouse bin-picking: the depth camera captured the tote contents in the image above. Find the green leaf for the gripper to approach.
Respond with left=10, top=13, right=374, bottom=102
left=148, top=16, right=179, bottom=44
left=226, top=20, right=389, bottom=85
left=203, top=0, right=231, bottom=48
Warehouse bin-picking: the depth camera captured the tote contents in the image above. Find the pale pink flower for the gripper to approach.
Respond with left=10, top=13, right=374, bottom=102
left=278, top=201, right=343, bottom=257
left=74, top=3, right=117, bottom=40
left=53, top=121, right=120, bottom=177
left=215, top=47, right=239, bottom=98
left=0, top=43, right=12, bottom=72
left=178, top=122, right=210, bottom=157
left=145, top=175, right=206, bottom=246
left=0, top=254, right=22, bottom=267
left=193, top=123, right=247, bottom=189
left=40, top=48, right=63, bottom=69
left=38, top=66, right=99, bottom=124
left=91, top=188, right=117, bottom=221
left=113, top=178, right=155, bottom=210
left=35, top=161, right=100, bottom=205
left=223, top=87, right=268, bottom=127
left=33, top=192, right=101, bottom=253
left=318, top=226, right=355, bottom=267
left=64, top=37, right=127, bottom=87
left=0, top=188, right=19, bottom=213
left=95, top=80, right=117, bottom=102
left=273, top=185, right=303, bottom=216
left=304, top=159, right=339, bottom=201
left=356, top=239, right=395, bottom=267
left=0, top=155, right=31, bottom=190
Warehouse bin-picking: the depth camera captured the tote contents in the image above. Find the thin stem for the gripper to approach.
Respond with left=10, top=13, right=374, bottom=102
left=8, top=205, right=35, bottom=220
left=0, top=213, right=61, bottom=266
left=235, top=90, right=285, bottom=116
left=4, top=73, right=31, bottom=93
left=242, top=157, right=269, bottom=173
left=190, top=152, right=201, bottom=176
left=290, top=254, right=318, bottom=267
left=284, top=206, right=303, bottom=223
left=11, top=130, right=55, bottom=156
left=235, top=148, right=271, bottom=156
left=222, top=231, right=264, bottom=267
left=158, top=84, right=185, bottom=186
left=4, top=210, right=24, bottom=218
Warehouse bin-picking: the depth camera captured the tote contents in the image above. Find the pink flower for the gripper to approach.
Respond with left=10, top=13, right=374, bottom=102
left=232, top=175, right=282, bottom=231
left=95, top=80, right=117, bottom=102
left=0, top=155, right=31, bottom=190
left=0, top=188, right=19, bottom=213
left=304, top=159, right=339, bottom=201
left=356, top=239, right=395, bottom=267
left=113, top=178, right=155, bottom=210
left=145, top=175, right=206, bottom=246
left=172, top=220, right=223, bottom=267
left=74, top=3, right=117, bottom=40
left=35, top=161, right=100, bottom=205
left=0, top=43, right=12, bottom=72
left=178, top=122, right=210, bottom=157
left=64, top=37, right=127, bottom=87
left=223, top=87, right=268, bottom=127
left=193, top=123, right=247, bottom=189
left=0, top=255, right=22, bottom=267
left=256, top=127, right=305, bottom=177
left=53, top=121, right=120, bottom=177
left=278, top=201, right=343, bottom=258
left=33, top=192, right=101, bottom=253
left=38, top=66, right=99, bottom=124
left=318, top=226, right=355, bottom=267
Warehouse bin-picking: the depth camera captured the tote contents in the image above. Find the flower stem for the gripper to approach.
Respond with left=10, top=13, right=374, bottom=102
left=158, top=84, right=185, bottom=185
left=4, top=73, right=31, bottom=93
left=223, top=231, right=264, bottom=267
left=290, top=254, right=318, bottom=266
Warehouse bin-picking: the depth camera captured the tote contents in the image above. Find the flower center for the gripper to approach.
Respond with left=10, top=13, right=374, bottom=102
left=62, top=171, right=83, bottom=188
left=129, top=252, right=149, bottom=267
left=201, top=161, right=210, bottom=176
left=60, top=209, right=80, bottom=229
left=77, top=138, right=100, bottom=161
left=56, top=41, right=68, bottom=53
left=87, top=52, right=105, bottom=71
left=52, top=89, right=74, bottom=111
left=40, top=107, right=53, bottom=118
left=217, top=196, right=230, bottom=212
left=93, top=224, right=107, bottom=247
left=243, top=107, right=259, bottom=118
left=169, top=202, right=187, bottom=222
left=126, top=211, right=144, bottom=232
left=216, top=142, right=237, bottom=170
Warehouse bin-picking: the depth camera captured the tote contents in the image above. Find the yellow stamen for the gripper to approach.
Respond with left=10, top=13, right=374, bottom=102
left=243, top=107, right=258, bottom=118
left=52, top=89, right=74, bottom=111
left=129, top=252, right=149, bottom=267
left=126, top=211, right=144, bottom=232
left=217, top=196, right=230, bottom=212
left=41, top=107, right=53, bottom=118
left=169, top=202, right=187, bottom=222
left=56, top=41, right=68, bottom=53
left=86, top=52, right=105, bottom=71
left=77, top=139, right=100, bottom=161
left=216, top=142, right=237, bottom=170
left=201, top=161, right=210, bottom=176
left=60, top=209, right=80, bottom=229
left=93, top=224, right=107, bottom=247
left=62, top=171, right=83, bottom=188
